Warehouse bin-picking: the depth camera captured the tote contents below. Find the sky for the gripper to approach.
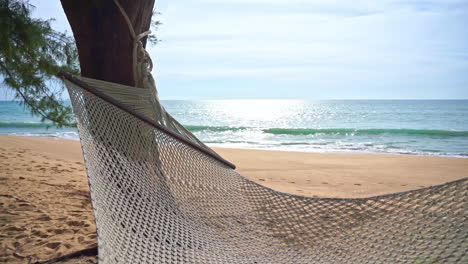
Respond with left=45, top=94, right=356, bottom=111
left=1, top=0, right=468, bottom=99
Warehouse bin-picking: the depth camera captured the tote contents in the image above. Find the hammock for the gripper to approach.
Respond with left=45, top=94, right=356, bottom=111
left=59, top=72, right=467, bottom=264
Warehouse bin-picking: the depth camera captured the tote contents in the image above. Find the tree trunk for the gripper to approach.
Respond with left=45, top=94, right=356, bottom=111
left=60, top=0, right=155, bottom=87
left=56, top=1, right=157, bottom=261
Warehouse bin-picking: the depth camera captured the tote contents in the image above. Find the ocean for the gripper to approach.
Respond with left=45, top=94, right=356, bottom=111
left=1, top=100, right=467, bottom=157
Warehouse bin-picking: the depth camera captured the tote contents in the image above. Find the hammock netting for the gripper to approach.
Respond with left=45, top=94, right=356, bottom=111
left=62, top=74, right=467, bottom=264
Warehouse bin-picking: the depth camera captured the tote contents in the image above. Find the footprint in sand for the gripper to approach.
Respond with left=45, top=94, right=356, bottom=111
left=46, top=228, right=65, bottom=235
left=67, top=220, right=85, bottom=227
left=70, top=212, right=82, bottom=217
left=36, top=215, right=52, bottom=221
left=45, top=242, right=61, bottom=250
left=11, top=241, right=21, bottom=250
left=15, top=234, right=28, bottom=240
left=15, top=203, right=35, bottom=212
left=63, top=243, right=72, bottom=249
left=84, top=240, right=96, bottom=245
left=31, top=230, right=50, bottom=239
left=34, top=240, right=49, bottom=247
left=5, top=226, right=25, bottom=232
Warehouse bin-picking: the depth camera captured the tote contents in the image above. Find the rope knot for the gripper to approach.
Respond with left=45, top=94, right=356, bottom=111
left=114, top=0, right=154, bottom=87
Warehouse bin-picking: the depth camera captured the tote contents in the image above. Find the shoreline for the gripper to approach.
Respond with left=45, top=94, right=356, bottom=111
left=4, top=134, right=468, bottom=159
left=213, top=144, right=468, bottom=159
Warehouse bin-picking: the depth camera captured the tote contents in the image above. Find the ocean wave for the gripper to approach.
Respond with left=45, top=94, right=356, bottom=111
left=7, top=121, right=465, bottom=138
left=185, top=125, right=248, bottom=132
left=262, top=128, right=468, bottom=137
left=0, top=121, right=53, bottom=128
left=181, top=125, right=468, bottom=137
left=7, top=131, right=79, bottom=139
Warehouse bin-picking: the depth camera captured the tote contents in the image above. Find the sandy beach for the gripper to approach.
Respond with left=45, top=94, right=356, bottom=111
left=1, top=135, right=467, bottom=263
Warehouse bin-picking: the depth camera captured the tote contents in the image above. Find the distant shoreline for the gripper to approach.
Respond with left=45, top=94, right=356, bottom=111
left=3, top=134, right=468, bottom=159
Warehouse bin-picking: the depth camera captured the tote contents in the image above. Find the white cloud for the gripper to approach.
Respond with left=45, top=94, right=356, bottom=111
left=151, top=2, right=467, bottom=80
left=13, top=0, right=466, bottom=99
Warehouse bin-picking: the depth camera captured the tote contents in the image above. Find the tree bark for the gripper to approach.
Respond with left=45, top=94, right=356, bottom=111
left=60, top=0, right=155, bottom=87
left=56, top=2, right=156, bottom=260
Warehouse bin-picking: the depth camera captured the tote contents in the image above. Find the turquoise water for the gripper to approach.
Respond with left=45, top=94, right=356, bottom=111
left=1, top=100, right=467, bottom=157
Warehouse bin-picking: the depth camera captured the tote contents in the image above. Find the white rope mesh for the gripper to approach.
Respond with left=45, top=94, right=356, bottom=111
left=63, top=76, right=467, bottom=264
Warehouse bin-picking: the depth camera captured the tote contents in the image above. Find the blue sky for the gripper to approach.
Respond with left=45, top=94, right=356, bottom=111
left=1, top=0, right=468, bottom=99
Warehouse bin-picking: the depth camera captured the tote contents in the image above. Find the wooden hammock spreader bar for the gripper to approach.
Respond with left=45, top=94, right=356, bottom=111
left=57, top=71, right=236, bottom=169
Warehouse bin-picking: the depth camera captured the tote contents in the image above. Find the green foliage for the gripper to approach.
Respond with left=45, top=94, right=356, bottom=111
left=0, top=0, right=79, bottom=127
left=148, top=11, right=162, bottom=45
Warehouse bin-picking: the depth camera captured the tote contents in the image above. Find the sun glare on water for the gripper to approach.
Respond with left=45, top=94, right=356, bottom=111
left=204, top=100, right=308, bottom=128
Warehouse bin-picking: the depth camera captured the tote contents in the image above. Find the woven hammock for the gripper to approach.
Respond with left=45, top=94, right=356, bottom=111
left=60, top=72, right=467, bottom=264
